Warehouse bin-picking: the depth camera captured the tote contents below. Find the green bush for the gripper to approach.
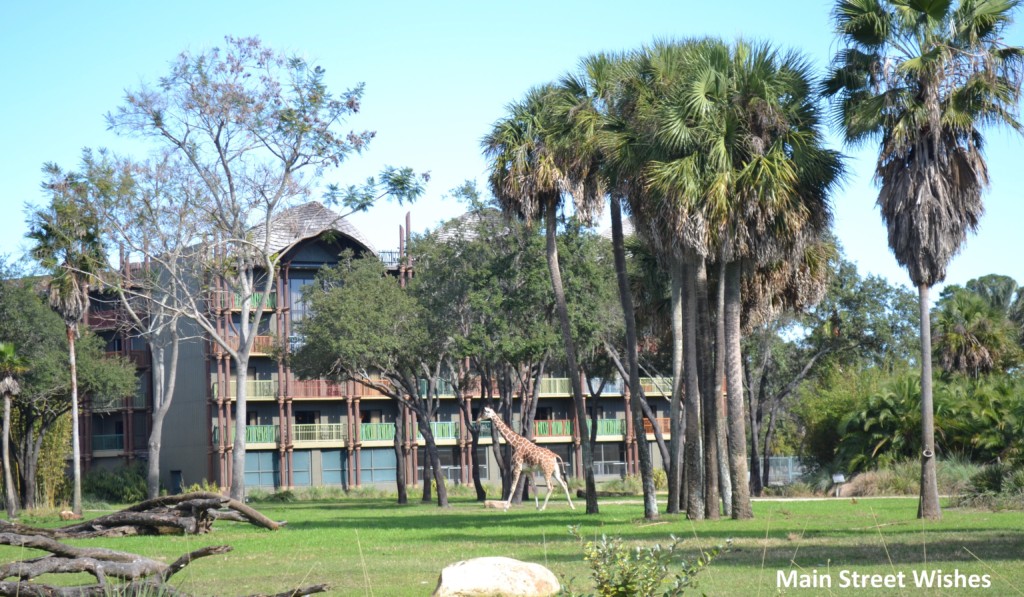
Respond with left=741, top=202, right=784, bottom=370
left=82, top=464, right=147, bottom=504
left=969, top=464, right=1009, bottom=495
left=652, top=468, right=667, bottom=491
left=563, top=526, right=726, bottom=596
left=180, top=479, right=221, bottom=494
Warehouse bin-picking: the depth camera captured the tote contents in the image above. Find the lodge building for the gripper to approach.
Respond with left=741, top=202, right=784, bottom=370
left=83, top=202, right=674, bottom=493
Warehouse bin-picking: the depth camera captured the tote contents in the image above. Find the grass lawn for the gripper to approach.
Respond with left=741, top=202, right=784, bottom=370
left=2, top=496, right=1023, bottom=596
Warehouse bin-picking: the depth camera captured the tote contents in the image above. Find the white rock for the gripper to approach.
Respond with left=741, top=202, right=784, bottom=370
left=432, top=556, right=560, bottom=597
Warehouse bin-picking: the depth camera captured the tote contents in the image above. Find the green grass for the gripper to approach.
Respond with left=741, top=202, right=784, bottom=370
left=2, top=497, right=1023, bottom=596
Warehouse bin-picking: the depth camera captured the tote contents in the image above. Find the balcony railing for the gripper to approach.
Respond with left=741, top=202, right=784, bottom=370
left=289, top=379, right=346, bottom=398
left=643, top=417, right=672, bottom=435
left=538, top=378, right=571, bottom=396
left=213, top=291, right=278, bottom=311
left=586, top=418, right=626, bottom=436
left=533, top=419, right=573, bottom=437
left=292, top=423, right=346, bottom=443
left=212, top=380, right=279, bottom=400
left=360, top=422, right=395, bottom=442
left=639, top=377, right=674, bottom=396
left=212, top=424, right=280, bottom=444
left=92, top=434, right=124, bottom=451
left=417, top=421, right=460, bottom=440
left=417, top=379, right=455, bottom=397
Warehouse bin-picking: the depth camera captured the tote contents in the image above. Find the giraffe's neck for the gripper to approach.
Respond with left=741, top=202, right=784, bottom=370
left=490, top=414, right=527, bottom=449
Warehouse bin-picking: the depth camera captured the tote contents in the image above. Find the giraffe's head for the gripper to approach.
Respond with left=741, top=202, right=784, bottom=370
left=480, top=406, right=497, bottom=421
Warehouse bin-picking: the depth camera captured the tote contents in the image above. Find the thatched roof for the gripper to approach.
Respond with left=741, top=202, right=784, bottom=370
left=252, top=202, right=376, bottom=256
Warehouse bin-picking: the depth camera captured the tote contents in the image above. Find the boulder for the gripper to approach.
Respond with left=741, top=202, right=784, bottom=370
left=432, top=556, right=560, bottom=597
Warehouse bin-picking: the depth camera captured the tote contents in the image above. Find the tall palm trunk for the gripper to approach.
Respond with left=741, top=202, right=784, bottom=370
left=918, top=284, right=942, bottom=520
left=668, top=257, right=684, bottom=515
left=3, top=392, right=15, bottom=518
left=724, top=261, right=753, bottom=518
left=714, top=262, right=732, bottom=517
left=683, top=253, right=704, bottom=520
left=698, top=261, right=719, bottom=520
left=545, top=202, right=597, bottom=514
left=67, top=325, right=82, bottom=516
left=611, top=197, right=657, bottom=519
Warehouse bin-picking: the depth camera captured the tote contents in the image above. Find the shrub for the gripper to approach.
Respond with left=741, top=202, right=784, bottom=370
left=180, top=479, right=221, bottom=494
left=82, top=464, right=147, bottom=504
left=969, top=464, right=1008, bottom=495
left=563, top=526, right=726, bottom=596
left=652, top=468, right=667, bottom=491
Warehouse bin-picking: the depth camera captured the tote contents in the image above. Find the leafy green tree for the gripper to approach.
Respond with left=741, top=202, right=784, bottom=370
left=0, top=342, right=26, bottom=518
left=826, top=0, right=1024, bottom=519
left=27, top=168, right=107, bottom=515
left=293, top=254, right=452, bottom=507
left=933, top=287, right=1021, bottom=377
left=0, top=273, right=136, bottom=509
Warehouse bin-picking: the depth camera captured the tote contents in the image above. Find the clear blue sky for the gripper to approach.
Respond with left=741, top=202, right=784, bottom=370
left=2, top=1, right=1022, bottom=294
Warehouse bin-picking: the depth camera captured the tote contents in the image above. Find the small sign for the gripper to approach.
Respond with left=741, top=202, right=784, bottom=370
left=832, top=473, right=846, bottom=484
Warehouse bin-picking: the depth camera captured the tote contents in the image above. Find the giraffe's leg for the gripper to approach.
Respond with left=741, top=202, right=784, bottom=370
left=531, top=472, right=541, bottom=510
left=540, top=471, right=555, bottom=511
left=554, top=467, right=575, bottom=510
left=506, top=460, right=523, bottom=512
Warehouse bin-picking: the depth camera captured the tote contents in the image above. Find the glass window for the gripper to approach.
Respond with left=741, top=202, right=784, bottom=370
left=322, top=449, right=348, bottom=487
left=292, top=450, right=311, bottom=486
left=244, top=451, right=280, bottom=488
left=363, top=448, right=397, bottom=483
left=288, top=276, right=315, bottom=322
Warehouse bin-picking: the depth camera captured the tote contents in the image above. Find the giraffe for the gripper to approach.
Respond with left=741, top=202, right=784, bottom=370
left=480, top=406, right=575, bottom=511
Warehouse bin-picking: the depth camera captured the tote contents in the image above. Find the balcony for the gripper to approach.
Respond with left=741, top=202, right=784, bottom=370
left=292, top=423, right=346, bottom=444
left=587, top=418, right=627, bottom=436
left=417, top=421, right=460, bottom=441
left=218, top=335, right=277, bottom=356
left=417, top=379, right=455, bottom=397
left=643, top=417, right=672, bottom=435
left=533, top=419, right=573, bottom=438
left=639, top=377, right=674, bottom=396
left=212, top=424, right=280, bottom=445
left=360, top=422, right=395, bottom=442
left=289, top=379, right=346, bottom=399
left=86, top=309, right=120, bottom=330
left=212, top=380, right=279, bottom=401
left=538, top=378, right=571, bottom=396
left=213, top=291, right=278, bottom=311
left=92, top=434, right=124, bottom=452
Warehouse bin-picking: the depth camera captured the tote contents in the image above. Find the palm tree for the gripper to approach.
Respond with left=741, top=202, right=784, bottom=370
left=28, top=165, right=106, bottom=516
left=0, top=343, right=26, bottom=519
left=483, top=86, right=601, bottom=514
left=933, top=287, right=1021, bottom=377
left=825, top=0, right=1024, bottom=519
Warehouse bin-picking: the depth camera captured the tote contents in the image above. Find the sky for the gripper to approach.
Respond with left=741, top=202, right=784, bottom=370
left=2, top=1, right=1022, bottom=296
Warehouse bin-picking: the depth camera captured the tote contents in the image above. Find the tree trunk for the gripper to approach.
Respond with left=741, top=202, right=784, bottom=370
left=695, top=256, right=719, bottom=520
left=67, top=326, right=82, bottom=516
left=713, top=260, right=732, bottom=517
left=610, top=197, right=657, bottom=519
left=724, top=261, right=753, bottom=519
left=394, top=408, right=407, bottom=505
left=229, top=354, right=249, bottom=501
left=667, top=256, right=684, bottom=515
left=148, top=333, right=180, bottom=499
left=545, top=202, right=597, bottom=514
left=762, top=398, right=780, bottom=490
left=3, top=394, right=15, bottom=518
left=417, top=421, right=449, bottom=508
left=918, top=284, right=941, bottom=520
left=682, top=254, right=704, bottom=520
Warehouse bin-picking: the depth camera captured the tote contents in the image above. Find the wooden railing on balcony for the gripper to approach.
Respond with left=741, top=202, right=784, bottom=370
left=92, top=434, right=124, bottom=451
left=533, top=419, right=573, bottom=437
left=643, top=417, right=672, bottom=435
left=538, top=378, right=571, bottom=396
left=212, top=425, right=280, bottom=444
left=292, top=423, right=346, bottom=443
left=586, top=418, right=627, bottom=436
left=212, top=380, right=279, bottom=400
left=640, top=377, right=674, bottom=396
left=86, top=309, right=120, bottom=329
left=289, top=379, right=346, bottom=398
left=213, top=291, right=278, bottom=311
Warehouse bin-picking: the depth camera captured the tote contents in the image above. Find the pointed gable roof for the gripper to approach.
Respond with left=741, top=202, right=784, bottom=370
left=252, top=201, right=377, bottom=256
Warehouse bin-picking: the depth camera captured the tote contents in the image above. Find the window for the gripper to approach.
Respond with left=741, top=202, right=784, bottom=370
left=322, top=450, right=348, bottom=487
left=295, top=411, right=319, bottom=425
left=292, top=451, right=311, bottom=486
left=288, top=276, right=315, bottom=322
left=245, top=451, right=280, bottom=488
left=362, top=448, right=396, bottom=483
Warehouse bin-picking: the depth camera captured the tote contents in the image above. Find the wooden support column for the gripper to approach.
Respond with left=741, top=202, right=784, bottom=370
left=353, top=396, right=362, bottom=487
left=624, top=385, right=636, bottom=476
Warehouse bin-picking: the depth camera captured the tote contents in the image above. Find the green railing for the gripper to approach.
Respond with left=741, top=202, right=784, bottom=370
left=418, top=421, right=460, bottom=440
left=212, top=425, right=280, bottom=444
left=417, top=379, right=455, bottom=397
left=586, top=419, right=626, bottom=436
left=533, top=419, right=573, bottom=437
left=92, top=434, right=124, bottom=451
left=217, top=291, right=277, bottom=310
left=538, top=378, right=571, bottom=395
left=476, top=421, right=493, bottom=435
left=212, top=380, right=279, bottom=400
left=292, top=423, right=346, bottom=443
left=360, top=422, right=395, bottom=442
